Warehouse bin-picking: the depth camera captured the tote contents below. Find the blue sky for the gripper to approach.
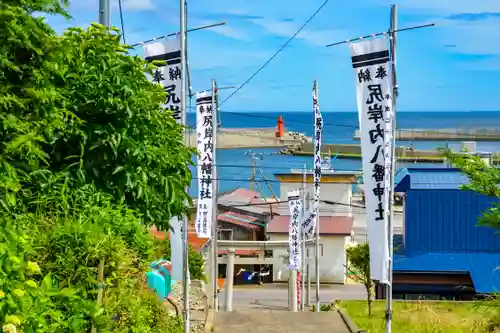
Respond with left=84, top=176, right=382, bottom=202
left=44, top=0, right=500, bottom=112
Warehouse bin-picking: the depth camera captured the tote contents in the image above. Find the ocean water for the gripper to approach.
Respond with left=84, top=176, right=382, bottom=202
left=186, top=111, right=500, bottom=197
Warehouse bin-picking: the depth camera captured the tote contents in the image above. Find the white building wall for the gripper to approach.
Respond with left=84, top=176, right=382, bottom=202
left=279, top=182, right=352, bottom=207
left=269, top=233, right=348, bottom=284
left=351, top=211, right=404, bottom=244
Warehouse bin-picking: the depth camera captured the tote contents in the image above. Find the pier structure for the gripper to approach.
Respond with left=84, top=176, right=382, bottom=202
left=187, top=127, right=311, bottom=149
left=354, top=128, right=500, bottom=141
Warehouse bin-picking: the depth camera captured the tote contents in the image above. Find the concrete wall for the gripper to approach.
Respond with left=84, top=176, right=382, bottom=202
left=269, top=233, right=348, bottom=284
left=279, top=182, right=352, bottom=210
left=218, top=222, right=254, bottom=241
left=351, top=211, right=404, bottom=244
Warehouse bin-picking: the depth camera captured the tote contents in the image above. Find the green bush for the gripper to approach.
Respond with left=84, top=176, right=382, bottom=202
left=0, top=0, right=194, bottom=331
left=1, top=196, right=183, bottom=332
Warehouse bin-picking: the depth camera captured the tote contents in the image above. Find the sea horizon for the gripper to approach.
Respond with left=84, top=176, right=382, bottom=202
left=186, top=110, right=500, bottom=114
left=186, top=110, right=500, bottom=196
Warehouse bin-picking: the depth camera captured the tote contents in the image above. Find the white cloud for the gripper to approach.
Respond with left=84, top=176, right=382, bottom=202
left=364, top=1, right=500, bottom=57
left=372, top=0, right=500, bottom=15
left=460, top=57, right=500, bottom=72
left=435, top=16, right=500, bottom=55
left=249, top=18, right=342, bottom=46
left=110, top=0, right=156, bottom=11
left=189, top=47, right=269, bottom=70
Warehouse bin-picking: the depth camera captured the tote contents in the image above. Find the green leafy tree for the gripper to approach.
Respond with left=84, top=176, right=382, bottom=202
left=346, top=243, right=373, bottom=316
left=443, top=149, right=500, bottom=228
left=1, top=0, right=193, bottom=331
left=0, top=0, right=193, bottom=231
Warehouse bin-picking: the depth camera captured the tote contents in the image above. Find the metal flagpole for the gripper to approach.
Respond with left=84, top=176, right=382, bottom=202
left=306, top=191, right=311, bottom=306
left=211, top=79, right=219, bottom=311
left=301, top=165, right=306, bottom=310
left=180, top=0, right=190, bottom=331
left=130, top=23, right=226, bottom=48
left=386, top=4, right=398, bottom=333
left=324, top=25, right=433, bottom=49
left=99, top=0, right=110, bottom=28
left=325, top=23, right=434, bottom=47
left=314, top=80, right=321, bottom=312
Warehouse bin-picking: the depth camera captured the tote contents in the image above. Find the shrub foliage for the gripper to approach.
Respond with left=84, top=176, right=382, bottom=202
left=0, top=0, right=193, bottom=331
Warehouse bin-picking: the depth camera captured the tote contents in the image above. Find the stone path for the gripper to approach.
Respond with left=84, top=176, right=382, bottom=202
left=213, top=310, right=351, bottom=333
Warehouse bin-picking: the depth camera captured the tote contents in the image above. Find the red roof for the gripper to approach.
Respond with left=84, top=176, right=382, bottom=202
left=226, top=188, right=261, bottom=201
left=218, top=211, right=260, bottom=230
left=266, top=215, right=353, bottom=236
left=150, top=226, right=210, bottom=252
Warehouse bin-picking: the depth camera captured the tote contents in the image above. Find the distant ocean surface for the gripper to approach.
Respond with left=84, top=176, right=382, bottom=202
left=186, top=111, right=500, bottom=197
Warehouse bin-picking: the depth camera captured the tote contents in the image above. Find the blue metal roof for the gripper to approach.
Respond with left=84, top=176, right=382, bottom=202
left=394, top=168, right=470, bottom=192
left=404, top=190, right=500, bottom=252
left=394, top=252, right=500, bottom=293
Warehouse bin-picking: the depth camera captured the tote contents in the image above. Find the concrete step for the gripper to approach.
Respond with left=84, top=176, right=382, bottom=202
left=213, top=310, right=351, bottom=333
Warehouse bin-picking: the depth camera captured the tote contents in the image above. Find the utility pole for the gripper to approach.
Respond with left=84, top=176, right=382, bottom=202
left=250, top=155, right=256, bottom=192
left=211, top=79, right=220, bottom=312
left=245, top=150, right=263, bottom=192
left=386, top=4, right=398, bottom=333
left=99, top=0, right=110, bottom=28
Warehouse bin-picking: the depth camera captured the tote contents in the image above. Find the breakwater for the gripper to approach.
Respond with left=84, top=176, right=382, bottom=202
left=187, top=128, right=311, bottom=149
left=353, top=128, right=500, bottom=141
left=280, top=143, right=500, bottom=164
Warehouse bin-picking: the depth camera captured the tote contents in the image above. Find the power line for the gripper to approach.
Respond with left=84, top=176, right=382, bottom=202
left=219, top=0, right=332, bottom=107
left=223, top=199, right=366, bottom=210
left=191, top=177, right=360, bottom=185
left=190, top=164, right=362, bottom=172
left=118, top=0, right=126, bottom=44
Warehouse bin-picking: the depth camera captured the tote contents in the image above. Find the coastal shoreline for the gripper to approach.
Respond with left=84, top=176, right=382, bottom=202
left=185, top=127, right=500, bottom=164
left=187, top=127, right=310, bottom=149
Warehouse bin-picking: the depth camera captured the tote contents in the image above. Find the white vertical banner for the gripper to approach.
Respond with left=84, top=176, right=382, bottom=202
left=288, top=190, right=302, bottom=270
left=301, top=82, right=323, bottom=237
left=195, top=91, right=214, bottom=238
left=143, top=36, right=183, bottom=121
left=309, top=81, right=324, bottom=237
left=349, top=38, right=393, bottom=284
left=143, top=37, right=184, bottom=280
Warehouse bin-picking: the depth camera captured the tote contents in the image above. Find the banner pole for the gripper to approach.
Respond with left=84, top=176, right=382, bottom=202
left=211, top=79, right=219, bottom=311
left=180, top=0, right=190, bottom=331
left=314, top=80, right=321, bottom=312
left=130, top=22, right=226, bottom=48
left=385, top=4, right=398, bottom=333
left=301, top=165, right=306, bottom=310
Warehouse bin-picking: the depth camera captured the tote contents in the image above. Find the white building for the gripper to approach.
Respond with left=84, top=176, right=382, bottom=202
left=267, top=215, right=353, bottom=283
left=267, top=170, right=358, bottom=284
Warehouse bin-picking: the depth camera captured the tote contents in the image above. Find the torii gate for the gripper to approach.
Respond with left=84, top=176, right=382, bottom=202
left=212, top=239, right=318, bottom=312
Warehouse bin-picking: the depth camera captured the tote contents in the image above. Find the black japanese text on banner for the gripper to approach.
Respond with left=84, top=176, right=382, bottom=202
left=312, top=81, right=323, bottom=236
left=302, top=81, right=323, bottom=237
left=195, top=92, right=214, bottom=238
left=349, top=37, right=393, bottom=284
left=143, top=37, right=184, bottom=280
left=143, top=37, right=182, bottom=121
left=288, top=190, right=302, bottom=270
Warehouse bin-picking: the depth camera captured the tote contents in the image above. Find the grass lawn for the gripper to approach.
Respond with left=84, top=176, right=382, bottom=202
left=340, top=300, right=495, bottom=333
